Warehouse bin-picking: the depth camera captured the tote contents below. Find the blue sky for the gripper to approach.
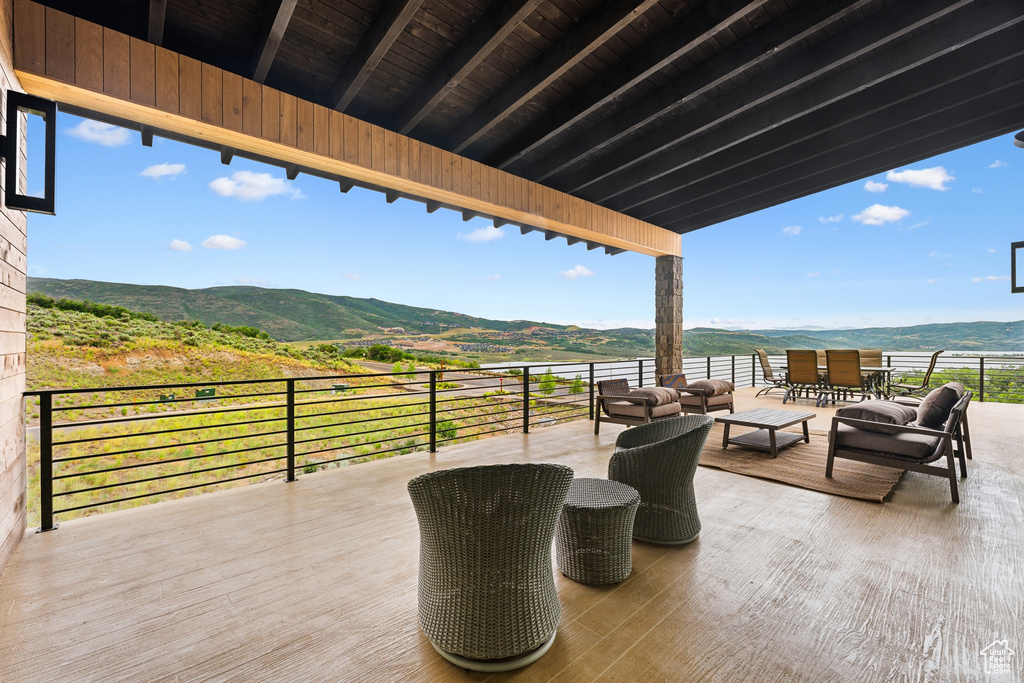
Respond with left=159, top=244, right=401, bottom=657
left=26, top=113, right=1024, bottom=330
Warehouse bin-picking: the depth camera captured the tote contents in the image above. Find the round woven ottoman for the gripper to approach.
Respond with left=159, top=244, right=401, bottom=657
left=556, top=478, right=640, bottom=585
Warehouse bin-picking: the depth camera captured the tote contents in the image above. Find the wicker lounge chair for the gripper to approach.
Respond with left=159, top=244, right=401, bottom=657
left=827, top=391, right=971, bottom=503
left=783, top=350, right=823, bottom=405
left=608, top=414, right=714, bottom=544
left=755, top=349, right=789, bottom=397
left=594, top=378, right=682, bottom=434
left=657, top=373, right=735, bottom=414
left=822, top=349, right=871, bottom=405
left=889, top=350, right=944, bottom=398
left=408, top=463, right=573, bottom=672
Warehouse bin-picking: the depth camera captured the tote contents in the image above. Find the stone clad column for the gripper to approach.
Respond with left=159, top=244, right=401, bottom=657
left=655, top=255, right=682, bottom=378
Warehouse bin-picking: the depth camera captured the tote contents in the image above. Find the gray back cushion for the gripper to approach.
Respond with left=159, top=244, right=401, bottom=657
left=917, top=382, right=965, bottom=429
left=836, top=401, right=917, bottom=434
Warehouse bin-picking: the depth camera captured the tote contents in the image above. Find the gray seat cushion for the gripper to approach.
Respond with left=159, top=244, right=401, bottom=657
left=836, top=401, right=917, bottom=434
left=606, top=401, right=682, bottom=419
left=916, top=382, right=965, bottom=429
left=678, top=393, right=733, bottom=407
left=832, top=424, right=942, bottom=462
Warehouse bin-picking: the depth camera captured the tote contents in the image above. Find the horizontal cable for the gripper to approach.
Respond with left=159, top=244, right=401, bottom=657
left=53, top=428, right=289, bottom=463
left=54, top=454, right=287, bottom=495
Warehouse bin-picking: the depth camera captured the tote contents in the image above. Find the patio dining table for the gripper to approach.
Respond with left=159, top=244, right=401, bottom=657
left=777, top=365, right=896, bottom=398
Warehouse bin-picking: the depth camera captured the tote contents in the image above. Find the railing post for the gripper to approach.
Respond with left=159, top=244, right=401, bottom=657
left=731, top=355, right=736, bottom=384
left=429, top=370, right=437, bottom=452
left=588, top=362, right=595, bottom=421
left=286, top=379, right=296, bottom=482
left=979, top=357, right=985, bottom=402
left=38, top=393, right=55, bottom=532
left=706, top=356, right=711, bottom=379
left=752, top=354, right=756, bottom=387
left=638, top=359, right=644, bottom=387
left=522, top=366, right=531, bottom=434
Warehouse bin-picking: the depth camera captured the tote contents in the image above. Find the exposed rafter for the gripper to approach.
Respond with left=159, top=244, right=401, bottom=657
left=482, top=0, right=762, bottom=169
left=393, top=0, right=542, bottom=135
left=445, top=0, right=661, bottom=154
left=147, top=0, right=167, bottom=45
left=520, top=0, right=875, bottom=184
left=249, top=0, right=299, bottom=84
left=555, top=0, right=991, bottom=198
left=623, top=38, right=1024, bottom=222
left=330, top=0, right=426, bottom=112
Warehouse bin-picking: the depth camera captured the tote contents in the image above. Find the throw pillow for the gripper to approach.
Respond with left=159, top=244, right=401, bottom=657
left=628, top=387, right=679, bottom=406
left=916, top=382, right=965, bottom=429
left=658, top=373, right=688, bottom=389
left=836, top=401, right=917, bottom=434
left=684, top=379, right=735, bottom=397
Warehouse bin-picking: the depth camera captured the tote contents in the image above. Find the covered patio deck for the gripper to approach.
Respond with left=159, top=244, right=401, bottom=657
left=1, top=388, right=1022, bottom=681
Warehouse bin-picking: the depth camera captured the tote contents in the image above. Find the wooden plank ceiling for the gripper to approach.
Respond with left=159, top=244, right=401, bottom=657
left=30, top=0, right=1024, bottom=235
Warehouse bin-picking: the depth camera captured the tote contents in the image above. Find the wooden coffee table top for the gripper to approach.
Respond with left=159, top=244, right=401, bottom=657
left=716, top=408, right=816, bottom=429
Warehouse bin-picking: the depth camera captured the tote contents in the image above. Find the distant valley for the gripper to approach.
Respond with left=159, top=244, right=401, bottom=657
left=28, top=278, right=1024, bottom=359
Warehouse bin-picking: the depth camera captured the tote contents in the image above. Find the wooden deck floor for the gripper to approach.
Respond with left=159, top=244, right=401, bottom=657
left=1, top=389, right=1022, bottom=682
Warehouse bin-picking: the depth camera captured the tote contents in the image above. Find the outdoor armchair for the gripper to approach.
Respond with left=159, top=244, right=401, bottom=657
left=755, top=349, right=789, bottom=397
left=608, top=414, right=715, bottom=544
left=826, top=392, right=972, bottom=503
left=657, top=373, right=735, bottom=415
left=408, top=463, right=573, bottom=672
left=594, top=378, right=682, bottom=434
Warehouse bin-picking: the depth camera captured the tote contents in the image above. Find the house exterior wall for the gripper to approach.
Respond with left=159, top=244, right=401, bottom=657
left=0, top=0, right=28, bottom=574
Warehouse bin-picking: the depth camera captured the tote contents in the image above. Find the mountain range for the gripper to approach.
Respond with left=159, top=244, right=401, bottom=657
left=27, top=278, right=1024, bottom=354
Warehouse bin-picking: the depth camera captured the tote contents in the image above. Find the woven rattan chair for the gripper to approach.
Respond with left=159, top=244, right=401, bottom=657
left=783, top=350, right=823, bottom=405
left=755, top=349, right=788, bottom=397
left=408, top=463, right=573, bottom=672
left=594, top=378, right=682, bottom=434
left=608, top=414, right=714, bottom=545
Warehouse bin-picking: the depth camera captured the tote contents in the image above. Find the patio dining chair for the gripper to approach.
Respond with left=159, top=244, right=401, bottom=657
left=408, top=463, right=573, bottom=672
left=823, top=349, right=871, bottom=405
left=783, top=350, right=823, bottom=405
left=755, top=349, right=788, bottom=397
left=889, top=350, right=944, bottom=398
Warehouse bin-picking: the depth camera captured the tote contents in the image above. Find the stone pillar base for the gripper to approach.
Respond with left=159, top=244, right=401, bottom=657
left=655, top=255, right=683, bottom=378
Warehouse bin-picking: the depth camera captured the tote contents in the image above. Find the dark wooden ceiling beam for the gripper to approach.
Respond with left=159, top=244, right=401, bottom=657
left=520, top=0, right=873, bottom=183
left=249, top=0, right=300, bottom=84
left=394, top=0, right=544, bottom=135
left=482, top=0, right=763, bottom=169
left=330, top=0, right=426, bottom=112
left=647, top=78, right=1024, bottom=226
left=619, top=31, right=1024, bottom=219
left=445, top=0, right=662, bottom=155
left=669, top=104, right=1024, bottom=234
left=147, top=0, right=167, bottom=45
left=551, top=0, right=985, bottom=197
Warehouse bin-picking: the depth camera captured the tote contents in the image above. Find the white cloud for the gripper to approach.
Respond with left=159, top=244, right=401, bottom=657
left=560, top=264, right=594, bottom=280
left=209, top=171, right=304, bottom=201
left=343, top=273, right=362, bottom=281
left=457, top=227, right=504, bottom=243
left=829, top=269, right=839, bottom=275
left=781, top=225, right=802, bottom=236
left=988, top=248, right=997, bottom=253
left=484, top=274, right=501, bottom=281
left=971, top=275, right=1010, bottom=282
left=927, top=279, right=939, bottom=284
left=818, top=214, right=843, bottom=223
left=989, top=160, right=1007, bottom=169
left=904, top=219, right=930, bottom=230
left=66, top=120, right=132, bottom=146
left=972, top=187, right=985, bottom=194
left=886, top=166, right=954, bottom=191
left=235, top=277, right=269, bottom=285
left=709, top=318, right=736, bottom=326
left=852, top=204, right=910, bottom=225
left=202, top=235, right=246, bottom=250
left=168, top=239, right=193, bottom=252
left=805, top=271, right=820, bottom=278
left=864, top=180, right=888, bottom=193
left=141, top=163, right=186, bottom=180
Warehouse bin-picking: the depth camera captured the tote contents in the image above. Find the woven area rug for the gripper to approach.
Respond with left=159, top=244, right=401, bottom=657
left=698, top=425, right=903, bottom=503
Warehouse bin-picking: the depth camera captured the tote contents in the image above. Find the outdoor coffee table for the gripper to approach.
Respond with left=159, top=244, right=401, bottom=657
left=716, top=408, right=816, bottom=458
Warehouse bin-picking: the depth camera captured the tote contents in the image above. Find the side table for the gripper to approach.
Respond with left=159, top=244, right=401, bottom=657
left=556, top=478, right=640, bottom=585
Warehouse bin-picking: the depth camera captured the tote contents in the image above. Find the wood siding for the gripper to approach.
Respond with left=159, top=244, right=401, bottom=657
left=10, top=0, right=679, bottom=257
left=0, top=0, right=29, bottom=575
